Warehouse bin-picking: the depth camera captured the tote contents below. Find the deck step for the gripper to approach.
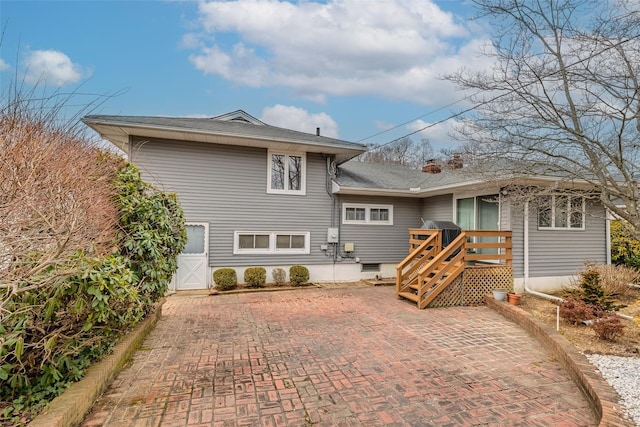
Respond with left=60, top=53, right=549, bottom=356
left=410, top=262, right=464, bottom=289
left=398, top=291, right=420, bottom=303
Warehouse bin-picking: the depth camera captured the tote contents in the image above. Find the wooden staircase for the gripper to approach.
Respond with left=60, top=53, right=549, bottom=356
left=396, top=232, right=466, bottom=309
left=396, top=228, right=513, bottom=309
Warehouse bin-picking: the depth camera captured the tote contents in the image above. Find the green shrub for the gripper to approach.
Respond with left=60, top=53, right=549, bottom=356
left=610, top=220, right=640, bottom=269
left=114, top=164, right=187, bottom=305
left=214, top=268, right=237, bottom=291
left=244, top=267, right=266, bottom=288
left=272, top=268, right=286, bottom=285
left=576, top=263, right=622, bottom=312
left=289, top=265, right=309, bottom=286
left=0, top=162, right=186, bottom=424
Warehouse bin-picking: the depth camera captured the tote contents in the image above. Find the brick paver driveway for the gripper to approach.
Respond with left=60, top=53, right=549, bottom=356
left=82, top=286, right=596, bottom=426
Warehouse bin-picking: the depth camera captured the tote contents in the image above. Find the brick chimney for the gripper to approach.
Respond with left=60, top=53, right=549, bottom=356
left=422, top=160, right=441, bottom=174
left=447, top=154, right=463, bottom=170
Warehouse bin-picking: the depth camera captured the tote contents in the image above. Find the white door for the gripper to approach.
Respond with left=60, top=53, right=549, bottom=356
left=177, top=223, right=209, bottom=290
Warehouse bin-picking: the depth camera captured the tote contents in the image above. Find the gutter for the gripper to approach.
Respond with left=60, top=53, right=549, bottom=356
left=334, top=180, right=486, bottom=198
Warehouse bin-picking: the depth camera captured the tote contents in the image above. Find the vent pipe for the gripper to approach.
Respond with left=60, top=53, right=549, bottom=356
left=316, top=127, right=320, bottom=136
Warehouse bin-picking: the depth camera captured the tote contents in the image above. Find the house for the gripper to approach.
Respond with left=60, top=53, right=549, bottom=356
left=83, top=111, right=610, bottom=296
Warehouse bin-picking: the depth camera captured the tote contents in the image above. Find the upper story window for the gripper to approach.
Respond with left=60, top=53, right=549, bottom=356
left=342, top=203, right=393, bottom=225
left=537, top=195, right=585, bottom=230
left=267, top=151, right=306, bottom=195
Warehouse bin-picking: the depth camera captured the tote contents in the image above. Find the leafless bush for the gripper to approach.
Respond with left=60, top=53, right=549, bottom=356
left=0, top=92, right=121, bottom=320
left=591, top=315, right=625, bottom=341
left=570, top=263, right=639, bottom=299
left=595, top=263, right=639, bottom=298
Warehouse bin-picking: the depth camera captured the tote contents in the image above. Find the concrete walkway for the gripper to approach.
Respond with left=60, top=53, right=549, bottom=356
left=81, top=286, right=596, bottom=426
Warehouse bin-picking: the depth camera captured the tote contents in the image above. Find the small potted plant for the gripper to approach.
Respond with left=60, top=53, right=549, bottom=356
left=507, top=292, right=522, bottom=305
left=492, top=288, right=508, bottom=301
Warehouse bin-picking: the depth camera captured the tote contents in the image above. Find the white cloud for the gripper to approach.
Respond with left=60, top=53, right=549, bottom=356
left=188, top=0, right=493, bottom=105
left=0, top=59, right=9, bottom=71
left=406, top=118, right=463, bottom=152
left=23, top=50, right=87, bottom=87
left=181, top=33, right=202, bottom=49
left=260, top=105, right=339, bottom=138
left=190, top=43, right=270, bottom=87
left=375, top=120, right=396, bottom=131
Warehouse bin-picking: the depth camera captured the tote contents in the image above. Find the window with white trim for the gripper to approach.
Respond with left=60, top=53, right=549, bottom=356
left=342, top=204, right=393, bottom=225
left=234, top=231, right=310, bottom=254
left=267, top=151, right=306, bottom=195
left=537, top=195, right=585, bottom=230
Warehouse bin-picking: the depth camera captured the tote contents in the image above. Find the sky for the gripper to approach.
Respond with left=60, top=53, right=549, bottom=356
left=0, top=0, right=494, bottom=152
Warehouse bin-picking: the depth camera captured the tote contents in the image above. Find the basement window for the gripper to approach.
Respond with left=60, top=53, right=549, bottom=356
left=361, top=263, right=380, bottom=272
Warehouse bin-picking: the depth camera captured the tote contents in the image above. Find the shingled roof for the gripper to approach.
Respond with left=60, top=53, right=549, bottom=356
left=83, top=110, right=367, bottom=164
left=334, top=160, right=485, bottom=197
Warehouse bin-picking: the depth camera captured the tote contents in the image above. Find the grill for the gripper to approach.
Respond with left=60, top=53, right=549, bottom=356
left=421, top=220, right=461, bottom=248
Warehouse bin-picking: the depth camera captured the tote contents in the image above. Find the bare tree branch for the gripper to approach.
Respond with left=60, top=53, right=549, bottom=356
left=447, top=0, right=640, bottom=234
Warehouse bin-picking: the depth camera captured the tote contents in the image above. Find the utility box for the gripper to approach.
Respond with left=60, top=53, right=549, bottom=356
left=327, top=227, right=339, bottom=243
left=344, top=242, right=355, bottom=252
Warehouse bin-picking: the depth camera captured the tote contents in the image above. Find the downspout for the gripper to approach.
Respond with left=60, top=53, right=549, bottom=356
left=605, top=209, right=611, bottom=265
left=326, top=157, right=338, bottom=267
left=325, top=157, right=334, bottom=227
left=523, top=200, right=564, bottom=302
left=522, top=201, right=635, bottom=321
left=127, top=135, right=133, bottom=161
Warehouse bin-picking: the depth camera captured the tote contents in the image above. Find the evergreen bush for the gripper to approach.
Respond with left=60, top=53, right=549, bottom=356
left=244, top=267, right=266, bottom=288
left=214, top=268, right=237, bottom=291
left=289, top=265, right=309, bottom=286
left=577, top=264, right=621, bottom=312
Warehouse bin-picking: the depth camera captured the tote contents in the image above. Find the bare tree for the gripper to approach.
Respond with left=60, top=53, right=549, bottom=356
left=416, top=138, right=434, bottom=167
left=358, top=137, right=435, bottom=168
left=447, top=0, right=640, bottom=234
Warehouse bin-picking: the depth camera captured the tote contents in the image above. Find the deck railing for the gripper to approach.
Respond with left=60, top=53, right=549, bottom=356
left=396, top=231, right=441, bottom=295
left=407, top=228, right=512, bottom=265
left=397, top=228, right=513, bottom=308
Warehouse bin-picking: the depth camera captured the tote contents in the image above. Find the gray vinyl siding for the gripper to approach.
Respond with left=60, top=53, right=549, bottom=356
left=421, top=194, right=454, bottom=222
left=510, top=207, right=525, bottom=278
left=131, top=137, right=334, bottom=267
left=510, top=200, right=607, bottom=278
left=337, top=195, right=422, bottom=263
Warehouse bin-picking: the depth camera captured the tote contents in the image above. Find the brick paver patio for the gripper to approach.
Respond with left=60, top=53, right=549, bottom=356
left=81, top=285, right=596, bottom=426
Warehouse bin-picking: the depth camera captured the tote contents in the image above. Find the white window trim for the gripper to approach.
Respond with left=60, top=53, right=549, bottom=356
left=537, top=195, right=586, bottom=230
left=233, top=231, right=311, bottom=254
left=267, top=150, right=306, bottom=195
left=342, top=203, right=394, bottom=225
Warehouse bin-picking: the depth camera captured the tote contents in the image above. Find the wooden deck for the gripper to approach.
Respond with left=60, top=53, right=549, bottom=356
left=397, top=228, right=513, bottom=308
